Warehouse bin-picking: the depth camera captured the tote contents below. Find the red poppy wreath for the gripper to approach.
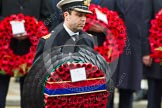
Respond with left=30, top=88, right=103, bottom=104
left=84, top=4, right=127, bottom=63
left=44, top=63, right=109, bottom=108
left=0, top=14, right=49, bottom=77
left=149, top=9, right=162, bottom=64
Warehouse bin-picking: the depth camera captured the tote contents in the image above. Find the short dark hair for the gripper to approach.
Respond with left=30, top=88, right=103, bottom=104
left=63, top=8, right=73, bottom=19
left=63, top=8, right=74, bottom=14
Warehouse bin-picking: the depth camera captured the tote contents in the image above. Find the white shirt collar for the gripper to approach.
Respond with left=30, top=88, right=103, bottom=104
left=63, top=23, right=79, bottom=36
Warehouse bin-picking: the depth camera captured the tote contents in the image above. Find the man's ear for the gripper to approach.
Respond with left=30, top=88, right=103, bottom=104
left=63, top=11, right=69, bottom=18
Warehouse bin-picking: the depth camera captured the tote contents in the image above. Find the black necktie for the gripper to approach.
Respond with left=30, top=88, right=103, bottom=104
left=72, top=34, right=79, bottom=41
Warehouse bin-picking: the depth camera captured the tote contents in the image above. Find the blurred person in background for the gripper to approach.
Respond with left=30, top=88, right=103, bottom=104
left=47, top=0, right=64, bottom=31
left=143, top=0, right=162, bottom=108
left=0, top=0, right=51, bottom=108
left=111, top=0, right=152, bottom=108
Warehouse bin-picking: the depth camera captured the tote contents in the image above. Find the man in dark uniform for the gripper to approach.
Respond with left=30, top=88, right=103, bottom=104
left=0, top=0, right=51, bottom=108
left=34, top=0, right=94, bottom=60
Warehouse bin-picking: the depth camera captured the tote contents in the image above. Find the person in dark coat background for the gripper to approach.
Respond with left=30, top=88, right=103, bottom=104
left=91, top=0, right=114, bottom=10
left=144, top=0, right=162, bottom=108
left=0, top=0, right=51, bottom=108
left=111, top=0, right=152, bottom=108
left=47, top=0, right=64, bottom=31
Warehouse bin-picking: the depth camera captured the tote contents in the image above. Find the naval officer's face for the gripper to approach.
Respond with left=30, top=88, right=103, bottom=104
left=64, top=10, right=87, bottom=32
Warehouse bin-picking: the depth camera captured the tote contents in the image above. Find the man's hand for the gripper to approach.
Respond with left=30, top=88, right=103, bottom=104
left=88, top=23, right=106, bottom=33
left=13, top=33, right=28, bottom=40
left=142, top=55, right=152, bottom=66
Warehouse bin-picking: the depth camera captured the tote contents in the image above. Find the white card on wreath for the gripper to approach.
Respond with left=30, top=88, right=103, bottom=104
left=95, top=8, right=108, bottom=24
left=10, top=21, right=26, bottom=35
left=70, top=67, right=87, bottom=82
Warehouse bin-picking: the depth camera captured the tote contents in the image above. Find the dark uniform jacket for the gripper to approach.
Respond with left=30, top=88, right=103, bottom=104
left=144, top=0, right=162, bottom=80
left=34, top=23, right=94, bottom=60
left=0, top=0, right=51, bottom=55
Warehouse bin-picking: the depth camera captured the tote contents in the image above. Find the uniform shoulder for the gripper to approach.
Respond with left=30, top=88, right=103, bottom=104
left=84, top=32, right=93, bottom=38
left=87, top=33, right=93, bottom=37
left=41, top=33, right=51, bottom=39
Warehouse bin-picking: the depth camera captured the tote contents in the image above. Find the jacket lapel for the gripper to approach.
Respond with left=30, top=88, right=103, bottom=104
left=47, top=23, right=74, bottom=48
left=57, top=28, right=75, bottom=46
